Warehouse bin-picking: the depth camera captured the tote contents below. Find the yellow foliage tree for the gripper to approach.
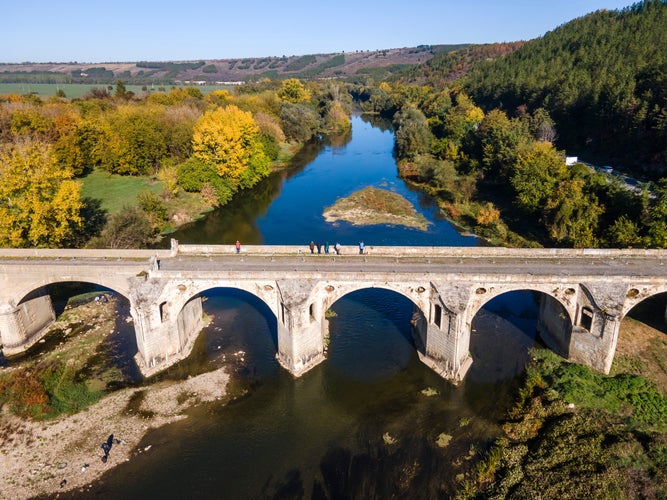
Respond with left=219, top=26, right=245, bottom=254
left=192, top=105, right=269, bottom=188
left=326, top=101, right=351, bottom=134
left=278, top=78, right=311, bottom=103
left=0, top=142, right=83, bottom=248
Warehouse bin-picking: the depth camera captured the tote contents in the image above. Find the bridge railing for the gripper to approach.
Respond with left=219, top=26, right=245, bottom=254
left=174, top=242, right=667, bottom=259
left=1, top=239, right=666, bottom=260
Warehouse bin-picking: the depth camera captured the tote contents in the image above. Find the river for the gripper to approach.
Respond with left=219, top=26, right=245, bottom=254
left=71, top=115, right=539, bottom=498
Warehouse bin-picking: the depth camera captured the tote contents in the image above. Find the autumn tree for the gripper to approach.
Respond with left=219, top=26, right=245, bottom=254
left=0, top=141, right=84, bottom=248
left=107, top=106, right=168, bottom=175
left=277, top=78, right=311, bottom=103
left=191, top=105, right=270, bottom=194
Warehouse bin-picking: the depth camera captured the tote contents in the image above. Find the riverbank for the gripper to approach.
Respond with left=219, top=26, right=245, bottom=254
left=0, top=296, right=232, bottom=499
left=0, top=365, right=229, bottom=499
left=462, top=311, right=667, bottom=498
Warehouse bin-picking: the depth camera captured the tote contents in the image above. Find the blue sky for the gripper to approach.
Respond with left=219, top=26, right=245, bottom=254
left=3, top=0, right=634, bottom=63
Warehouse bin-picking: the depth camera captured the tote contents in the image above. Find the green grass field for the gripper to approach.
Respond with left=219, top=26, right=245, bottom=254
left=80, top=168, right=163, bottom=214
left=0, top=83, right=232, bottom=99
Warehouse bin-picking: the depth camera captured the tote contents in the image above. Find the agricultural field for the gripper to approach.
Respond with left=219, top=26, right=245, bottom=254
left=0, top=83, right=232, bottom=98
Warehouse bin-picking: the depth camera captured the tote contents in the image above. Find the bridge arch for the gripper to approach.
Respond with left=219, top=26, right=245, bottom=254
left=308, top=280, right=431, bottom=325
left=467, top=289, right=564, bottom=381
left=620, top=284, right=667, bottom=320
left=612, top=289, right=667, bottom=371
left=1, top=279, right=133, bottom=358
left=468, top=286, right=575, bottom=362
left=305, top=281, right=433, bottom=374
left=15, top=277, right=130, bottom=308
left=322, top=287, right=422, bottom=379
left=161, top=280, right=281, bottom=324
left=465, top=283, right=575, bottom=324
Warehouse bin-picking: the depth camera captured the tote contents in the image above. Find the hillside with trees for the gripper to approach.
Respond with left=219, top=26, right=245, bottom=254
left=346, top=1, right=667, bottom=250
left=463, top=0, right=667, bottom=177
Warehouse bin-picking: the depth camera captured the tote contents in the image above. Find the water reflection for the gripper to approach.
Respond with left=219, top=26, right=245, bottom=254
left=81, top=288, right=538, bottom=499
left=168, top=115, right=477, bottom=247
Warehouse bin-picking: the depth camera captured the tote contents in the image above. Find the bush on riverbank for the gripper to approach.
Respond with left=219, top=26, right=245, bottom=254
left=0, top=295, right=128, bottom=420
left=0, top=360, right=103, bottom=420
left=460, top=347, right=667, bottom=499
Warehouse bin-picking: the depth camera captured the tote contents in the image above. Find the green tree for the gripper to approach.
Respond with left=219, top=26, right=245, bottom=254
left=136, top=190, right=169, bottom=230
left=608, top=215, right=642, bottom=248
left=279, top=102, right=321, bottom=142
left=89, top=205, right=157, bottom=249
left=476, top=109, right=530, bottom=178
left=394, top=106, right=433, bottom=159
left=544, top=178, right=603, bottom=247
left=647, top=179, right=667, bottom=247
left=511, top=141, right=568, bottom=213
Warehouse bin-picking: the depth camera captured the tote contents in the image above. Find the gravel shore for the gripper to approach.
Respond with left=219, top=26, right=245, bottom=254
left=0, top=367, right=229, bottom=499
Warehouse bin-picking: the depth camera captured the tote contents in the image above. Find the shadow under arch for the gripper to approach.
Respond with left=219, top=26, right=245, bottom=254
left=19, top=281, right=121, bottom=318
left=468, top=289, right=572, bottom=385
left=324, top=287, right=423, bottom=383
left=173, top=287, right=280, bottom=380
left=5, top=281, right=141, bottom=384
left=614, top=291, right=667, bottom=375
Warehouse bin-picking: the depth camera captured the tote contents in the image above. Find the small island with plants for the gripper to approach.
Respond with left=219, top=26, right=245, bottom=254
left=323, top=186, right=430, bottom=230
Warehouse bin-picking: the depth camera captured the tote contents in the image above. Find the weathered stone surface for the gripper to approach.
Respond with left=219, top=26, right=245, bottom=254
left=2, top=245, right=667, bottom=381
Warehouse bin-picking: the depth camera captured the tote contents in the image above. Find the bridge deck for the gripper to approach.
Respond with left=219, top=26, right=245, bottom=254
left=1, top=246, right=665, bottom=279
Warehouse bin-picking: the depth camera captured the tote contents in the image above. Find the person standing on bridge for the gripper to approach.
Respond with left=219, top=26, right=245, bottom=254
left=324, top=242, right=330, bottom=254
left=359, top=241, right=365, bottom=254
left=235, top=240, right=241, bottom=253
left=309, top=241, right=315, bottom=253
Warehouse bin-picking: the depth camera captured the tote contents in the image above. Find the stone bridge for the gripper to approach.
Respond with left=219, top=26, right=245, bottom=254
left=1, top=242, right=667, bottom=382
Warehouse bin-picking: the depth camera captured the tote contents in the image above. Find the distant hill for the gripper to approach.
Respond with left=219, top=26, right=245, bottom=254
left=462, top=0, right=667, bottom=175
left=0, top=45, right=468, bottom=85
left=394, top=42, right=525, bottom=86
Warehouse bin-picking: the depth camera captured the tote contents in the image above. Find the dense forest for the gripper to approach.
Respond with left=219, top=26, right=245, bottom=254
left=464, top=0, right=667, bottom=176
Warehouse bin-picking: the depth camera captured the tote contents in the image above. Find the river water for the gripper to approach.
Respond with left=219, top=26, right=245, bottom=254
left=73, top=115, right=539, bottom=498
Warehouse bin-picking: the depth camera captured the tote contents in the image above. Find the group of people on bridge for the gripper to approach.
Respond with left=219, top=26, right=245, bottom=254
left=308, top=240, right=365, bottom=255
left=232, top=240, right=366, bottom=255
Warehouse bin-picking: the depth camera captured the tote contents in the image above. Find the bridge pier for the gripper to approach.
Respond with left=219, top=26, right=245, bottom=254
left=129, top=277, right=205, bottom=377
left=275, top=280, right=326, bottom=377
left=0, top=292, right=55, bottom=357
left=411, top=284, right=473, bottom=382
